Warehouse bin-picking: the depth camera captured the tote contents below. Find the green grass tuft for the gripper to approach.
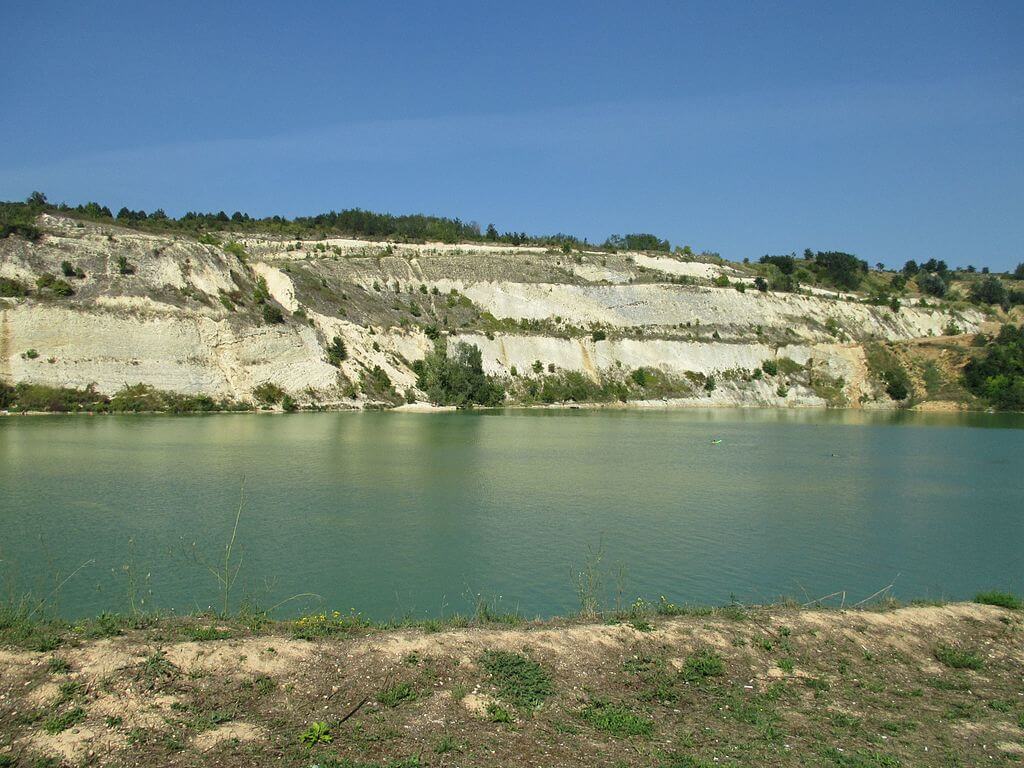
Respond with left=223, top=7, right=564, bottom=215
left=681, top=649, right=725, bottom=681
left=42, top=706, right=86, bottom=734
left=377, top=682, right=418, bottom=708
left=933, top=644, right=985, bottom=670
left=974, top=590, right=1021, bottom=610
left=479, top=650, right=553, bottom=709
left=579, top=700, right=654, bottom=737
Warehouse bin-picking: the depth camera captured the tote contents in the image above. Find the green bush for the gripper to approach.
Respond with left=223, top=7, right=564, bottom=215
left=761, top=359, right=778, bottom=376
left=360, top=365, right=401, bottom=405
left=916, top=272, right=947, bottom=297
left=252, top=382, right=286, bottom=405
left=865, top=344, right=912, bottom=401
left=962, top=324, right=1024, bottom=410
left=0, top=277, right=29, bottom=297
left=412, top=339, right=504, bottom=407
left=325, top=336, right=348, bottom=366
left=813, top=251, right=867, bottom=290
left=0, top=200, right=43, bottom=240
left=262, top=304, right=284, bottom=324
left=969, top=275, right=1008, bottom=306
left=223, top=241, right=248, bottom=261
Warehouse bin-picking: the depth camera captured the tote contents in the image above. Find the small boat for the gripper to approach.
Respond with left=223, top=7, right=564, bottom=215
left=711, top=439, right=722, bottom=444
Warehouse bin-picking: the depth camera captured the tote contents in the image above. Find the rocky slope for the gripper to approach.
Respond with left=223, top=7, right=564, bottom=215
left=0, top=214, right=983, bottom=409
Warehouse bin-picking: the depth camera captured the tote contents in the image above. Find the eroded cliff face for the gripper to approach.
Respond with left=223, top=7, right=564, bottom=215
left=0, top=215, right=982, bottom=408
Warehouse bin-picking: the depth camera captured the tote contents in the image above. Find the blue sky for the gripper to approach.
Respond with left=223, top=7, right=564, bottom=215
left=2, top=1, right=1022, bottom=269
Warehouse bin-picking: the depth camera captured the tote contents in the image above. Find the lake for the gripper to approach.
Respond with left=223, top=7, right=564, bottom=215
left=1, top=409, right=1022, bottom=620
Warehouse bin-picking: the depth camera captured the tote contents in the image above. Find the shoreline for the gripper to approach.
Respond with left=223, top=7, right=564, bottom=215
left=0, top=399, right=1004, bottom=418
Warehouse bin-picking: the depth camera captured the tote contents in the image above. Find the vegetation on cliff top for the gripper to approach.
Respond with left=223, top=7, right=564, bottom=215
left=1, top=193, right=651, bottom=251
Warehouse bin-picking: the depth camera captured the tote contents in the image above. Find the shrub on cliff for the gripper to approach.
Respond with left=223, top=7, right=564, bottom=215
left=865, top=343, right=913, bottom=402
left=963, top=324, right=1024, bottom=411
left=813, top=251, right=868, bottom=291
left=969, top=275, right=1008, bottom=306
left=262, top=304, right=284, bottom=324
left=0, top=277, right=28, bottom=297
left=35, top=273, right=74, bottom=296
left=916, top=272, right=947, bottom=298
left=0, top=200, right=43, bottom=241
left=359, top=365, right=402, bottom=405
left=253, top=382, right=287, bottom=406
left=412, top=339, right=504, bottom=407
left=326, top=336, right=348, bottom=366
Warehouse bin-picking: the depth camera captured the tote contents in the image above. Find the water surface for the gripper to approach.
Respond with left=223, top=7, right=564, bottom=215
left=1, top=409, right=1022, bottom=619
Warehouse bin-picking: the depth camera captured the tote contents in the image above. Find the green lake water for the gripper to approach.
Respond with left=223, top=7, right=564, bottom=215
left=1, top=409, right=1022, bottom=620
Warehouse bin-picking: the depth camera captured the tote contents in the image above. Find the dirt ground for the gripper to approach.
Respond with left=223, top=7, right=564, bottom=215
left=1, top=602, right=1022, bottom=767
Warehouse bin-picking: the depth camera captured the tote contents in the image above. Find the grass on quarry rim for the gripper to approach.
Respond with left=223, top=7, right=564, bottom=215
left=579, top=700, right=655, bottom=737
left=975, top=590, right=1022, bottom=610
left=479, top=649, right=554, bottom=709
left=933, top=643, right=986, bottom=670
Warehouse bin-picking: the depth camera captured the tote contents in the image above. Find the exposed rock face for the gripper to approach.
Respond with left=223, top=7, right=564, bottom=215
left=1, top=215, right=982, bottom=408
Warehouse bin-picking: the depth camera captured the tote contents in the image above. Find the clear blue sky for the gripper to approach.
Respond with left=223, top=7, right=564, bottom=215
left=2, top=1, right=1022, bottom=269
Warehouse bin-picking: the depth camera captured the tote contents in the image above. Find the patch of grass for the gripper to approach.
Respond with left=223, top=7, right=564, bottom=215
left=292, top=609, right=370, bottom=639
left=79, top=612, right=129, bottom=638
left=185, top=625, right=232, bottom=641
left=721, top=691, right=782, bottom=739
left=137, top=650, right=178, bottom=684
left=803, top=676, right=831, bottom=695
left=377, top=682, right=418, bottom=708
left=579, top=700, right=654, bottom=737
left=822, top=747, right=901, bottom=767
left=630, top=618, right=654, bottom=632
left=42, top=706, right=86, bottom=734
left=190, top=707, right=236, bottom=732
left=57, top=680, right=84, bottom=702
left=681, top=649, right=725, bottom=681
left=479, top=649, right=553, bottom=709
left=933, top=644, right=985, bottom=670
left=46, top=657, right=71, bottom=674
left=658, top=754, right=717, bottom=768
left=433, top=733, right=463, bottom=753
left=974, top=590, right=1021, bottom=610
left=317, top=757, right=422, bottom=768
left=0, top=599, right=67, bottom=651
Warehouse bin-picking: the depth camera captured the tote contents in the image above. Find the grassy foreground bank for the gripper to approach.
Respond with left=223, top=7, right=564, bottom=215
left=1, top=598, right=1022, bottom=767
